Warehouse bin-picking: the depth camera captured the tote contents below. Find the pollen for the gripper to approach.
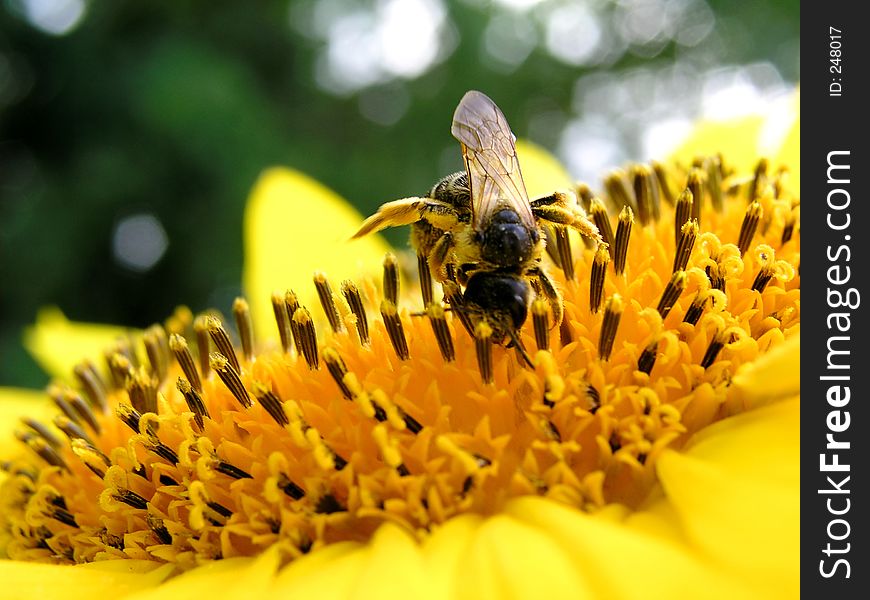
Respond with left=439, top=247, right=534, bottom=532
left=0, top=155, right=799, bottom=571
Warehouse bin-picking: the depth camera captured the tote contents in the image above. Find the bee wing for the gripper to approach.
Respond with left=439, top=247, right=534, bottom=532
left=450, top=90, right=535, bottom=231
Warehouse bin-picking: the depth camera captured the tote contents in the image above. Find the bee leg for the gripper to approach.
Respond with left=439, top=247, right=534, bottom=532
left=352, top=197, right=466, bottom=239
left=427, top=232, right=455, bottom=284
left=529, top=266, right=564, bottom=328
left=532, top=192, right=601, bottom=244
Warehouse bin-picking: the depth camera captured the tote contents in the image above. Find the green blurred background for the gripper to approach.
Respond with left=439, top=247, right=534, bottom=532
left=0, top=0, right=798, bottom=388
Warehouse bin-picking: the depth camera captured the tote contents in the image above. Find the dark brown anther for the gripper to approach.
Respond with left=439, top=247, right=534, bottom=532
left=632, top=164, right=659, bottom=225
left=673, top=220, right=698, bottom=273
left=417, top=253, right=434, bottom=306
left=474, top=321, right=494, bottom=384
left=341, top=280, right=370, bottom=345
left=701, top=332, right=727, bottom=368
left=682, top=292, right=706, bottom=325
left=252, top=382, right=290, bottom=427
left=589, top=198, right=615, bottom=254
left=613, top=206, right=633, bottom=275
left=687, top=169, right=705, bottom=226
left=705, top=155, right=724, bottom=211
left=604, top=170, right=635, bottom=212
left=271, top=292, right=293, bottom=353
left=292, top=307, right=319, bottom=369
left=426, top=302, right=455, bottom=362
left=737, top=202, right=763, bottom=256
left=637, top=339, right=659, bottom=375
left=749, top=158, right=769, bottom=202
left=177, top=377, right=210, bottom=431
left=674, top=188, right=694, bottom=247
left=22, top=418, right=63, bottom=450
left=284, top=291, right=305, bottom=357
left=210, top=352, right=253, bottom=409
left=206, top=316, right=240, bottom=374
left=575, top=182, right=594, bottom=211
left=781, top=214, right=796, bottom=245
left=590, top=244, right=609, bottom=314
left=752, top=264, right=776, bottom=293
left=108, top=353, right=135, bottom=392
left=143, top=325, right=169, bottom=381
left=53, top=415, right=94, bottom=446
left=277, top=473, right=306, bottom=500
left=554, top=226, right=574, bottom=280
left=193, top=316, right=211, bottom=378
left=67, top=391, right=101, bottom=435
left=323, top=348, right=353, bottom=399
left=215, top=461, right=253, bottom=480
left=651, top=160, right=674, bottom=205
left=656, top=271, right=687, bottom=319
left=74, top=361, right=107, bottom=412
left=381, top=300, right=410, bottom=360
left=532, top=299, right=550, bottom=352
left=383, top=253, right=400, bottom=305
left=232, top=297, right=255, bottom=360
left=48, top=385, right=80, bottom=425
left=18, top=432, right=68, bottom=471
left=114, top=489, right=149, bottom=510
left=598, top=294, right=623, bottom=361
left=169, top=334, right=202, bottom=393
left=127, top=368, right=158, bottom=415
left=559, top=315, right=574, bottom=347
left=115, top=403, right=142, bottom=434
left=442, top=281, right=474, bottom=337
left=313, top=273, right=343, bottom=334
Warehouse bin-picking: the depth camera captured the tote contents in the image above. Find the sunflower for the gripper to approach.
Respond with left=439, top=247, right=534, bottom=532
left=0, top=91, right=799, bottom=600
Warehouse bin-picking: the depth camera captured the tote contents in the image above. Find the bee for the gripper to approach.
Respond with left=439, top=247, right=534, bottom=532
left=353, top=90, right=600, bottom=355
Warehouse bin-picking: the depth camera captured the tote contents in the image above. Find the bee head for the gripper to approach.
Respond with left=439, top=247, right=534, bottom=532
left=479, top=209, right=539, bottom=268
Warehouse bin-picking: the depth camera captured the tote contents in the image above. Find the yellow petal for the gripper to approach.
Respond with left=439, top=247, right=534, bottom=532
left=421, top=514, right=482, bottom=599
left=126, top=546, right=279, bottom=600
left=731, top=334, right=800, bottom=407
left=242, top=168, right=392, bottom=337
left=0, top=559, right=172, bottom=600
left=773, top=90, right=800, bottom=192
left=516, top=139, right=573, bottom=199
left=506, top=497, right=762, bottom=600
left=0, top=387, right=56, bottom=457
left=454, top=512, right=594, bottom=600
left=274, top=542, right=367, bottom=599
left=670, top=114, right=767, bottom=174
left=656, top=397, right=799, bottom=597
left=23, top=307, right=138, bottom=380
left=349, top=524, right=434, bottom=600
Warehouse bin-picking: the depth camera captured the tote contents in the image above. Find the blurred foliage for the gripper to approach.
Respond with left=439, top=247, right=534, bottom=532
left=0, top=0, right=798, bottom=387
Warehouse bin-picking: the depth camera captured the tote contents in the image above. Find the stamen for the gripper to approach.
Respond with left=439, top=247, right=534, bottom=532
left=341, top=280, right=370, bottom=345
left=651, top=160, right=674, bottom=205
left=143, top=326, right=169, bottom=381
left=252, top=382, right=290, bottom=426
left=67, top=391, right=101, bottom=435
left=232, top=297, right=255, bottom=360
left=313, top=273, right=343, bottom=334
left=323, top=348, right=352, bottom=399
left=21, top=418, right=62, bottom=450
left=589, top=244, right=609, bottom=313
left=169, top=334, right=202, bottom=393
left=752, top=263, right=776, bottom=293
left=604, top=170, right=635, bottom=212
left=206, top=316, right=241, bottom=374
left=532, top=299, right=550, bottom=352
left=425, top=302, right=455, bottom=362
left=781, top=214, right=796, bottom=245
left=613, top=206, right=633, bottom=275
left=271, top=292, right=292, bottom=353
left=589, top=199, right=615, bottom=254
left=148, top=516, right=173, bottom=545
left=674, top=188, right=694, bottom=247
left=598, top=294, right=623, bottom=361
left=126, top=368, right=158, bottom=415
left=215, top=460, right=253, bottom=480
left=48, top=385, right=80, bottom=425
left=673, top=220, right=698, bottom=273
left=631, top=164, right=659, bottom=225
left=442, top=281, right=474, bottom=337
left=73, top=361, right=107, bottom=412
left=417, top=253, right=434, bottom=306
left=284, top=291, right=305, bottom=357
left=474, top=321, right=494, bottom=384
left=292, top=307, right=319, bottom=369
left=701, top=332, right=727, bottom=368
left=277, top=473, right=306, bottom=500
left=53, top=415, right=94, bottom=446
left=114, top=489, right=149, bottom=510
left=210, top=352, right=253, bottom=409
left=705, top=155, right=724, bottom=211
left=682, top=292, right=706, bottom=325
left=18, top=432, right=68, bottom=470
left=637, top=339, right=658, bottom=374
left=749, top=158, right=769, bottom=201
left=383, top=253, right=400, bottom=305
left=193, top=316, right=211, bottom=378
left=115, top=403, right=142, bottom=434
left=381, top=300, right=410, bottom=360
left=554, top=226, right=574, bottom=280
left=177, top=377, right=210, bottom=431
left=575, top=182, right=594, bottom=211
left=559, top=316, right=574, bottom=347
left=737, top=202, right=763, bottom=256
left=687, top=169, right=705, bottom=225
left=656, top=271, right=687, bottom=319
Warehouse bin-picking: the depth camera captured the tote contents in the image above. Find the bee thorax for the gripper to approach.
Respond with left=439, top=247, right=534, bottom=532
left=480, top=209, right=538, bottom=268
